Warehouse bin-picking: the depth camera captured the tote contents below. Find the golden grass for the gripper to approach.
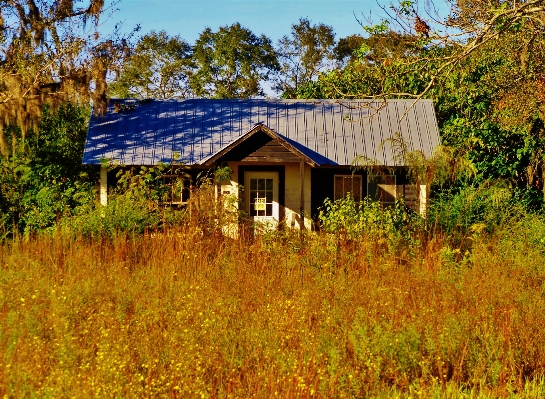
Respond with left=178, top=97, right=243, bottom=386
left=1, top=222, right=545, bottom=398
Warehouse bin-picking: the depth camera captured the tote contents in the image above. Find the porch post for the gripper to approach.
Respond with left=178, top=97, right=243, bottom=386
left=100, top=166, right=108, bottom=206
left=419, top=184, right=427, bottom=218
left=299, top=160, right=305, bottom=230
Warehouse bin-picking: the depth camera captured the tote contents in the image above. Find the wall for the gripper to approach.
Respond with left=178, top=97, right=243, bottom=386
left=221, top=162, right=312, bottom=230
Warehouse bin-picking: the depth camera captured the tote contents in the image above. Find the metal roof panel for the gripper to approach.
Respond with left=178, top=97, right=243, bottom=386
left=83, top=99, right=441, bottom=167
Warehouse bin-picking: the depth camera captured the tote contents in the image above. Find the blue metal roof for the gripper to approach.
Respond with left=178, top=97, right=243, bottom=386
left=83, top=99, right=441, bottom=166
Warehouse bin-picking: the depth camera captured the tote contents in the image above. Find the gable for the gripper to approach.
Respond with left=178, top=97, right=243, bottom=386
left=216, top=130, right=303, bottom=163
left=83, top=99, right=441, bottom=166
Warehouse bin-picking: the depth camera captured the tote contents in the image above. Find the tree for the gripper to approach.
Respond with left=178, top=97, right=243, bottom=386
left=356, top=0, right=545, bottom=102
left=109, top=31, right=194, bottom=100
left=290, top=1, right=545, bottom=201
left=0, top=0, right=130, bottom=157
left=333, top=34, right=366, bottom=66
left=273, top=18, right=336, bottom=97
left=333, top=32, right=418, bottom=67
left=190, top=23, right=279, bottom=99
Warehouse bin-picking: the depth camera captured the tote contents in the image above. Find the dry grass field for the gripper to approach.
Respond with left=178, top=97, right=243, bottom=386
left=2, top=216, right=545, bottom=398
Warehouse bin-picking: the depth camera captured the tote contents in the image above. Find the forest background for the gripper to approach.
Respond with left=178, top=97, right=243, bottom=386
left=3, top=1, right=545, bottom=397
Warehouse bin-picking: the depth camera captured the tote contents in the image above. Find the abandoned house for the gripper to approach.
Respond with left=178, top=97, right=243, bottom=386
left=82, top=99, right=441, bottom=229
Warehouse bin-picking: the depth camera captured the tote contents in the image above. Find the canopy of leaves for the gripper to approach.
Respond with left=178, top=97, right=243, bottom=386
left=108, top=31, right=194, bottom=100
left=190, top=23, right=279, bottom=99
left=296, top=38, right=545, bottom=197
left=292, top=0, right=545, bottom=202
left=273, top=18, right=335, bottom=97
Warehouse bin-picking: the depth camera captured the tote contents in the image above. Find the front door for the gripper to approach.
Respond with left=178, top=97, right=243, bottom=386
left=245, top=171, right=279, bottom=227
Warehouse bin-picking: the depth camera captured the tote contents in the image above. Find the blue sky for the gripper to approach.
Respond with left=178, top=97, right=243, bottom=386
left=101, top=0, right=390, bottom=43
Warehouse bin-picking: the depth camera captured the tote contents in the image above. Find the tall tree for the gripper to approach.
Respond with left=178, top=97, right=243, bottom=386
left=190, top=23, right=279, bottom=99
left=273, top=18, right=336, bottom=97
left=109, top=31, right=194, bottom=100
left=0, top=0, right=129, bottom=157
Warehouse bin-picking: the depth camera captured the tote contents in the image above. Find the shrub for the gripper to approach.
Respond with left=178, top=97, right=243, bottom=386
left=428, top=182, right=523, bottom=238
left=318, top=195, right=421, bottom=254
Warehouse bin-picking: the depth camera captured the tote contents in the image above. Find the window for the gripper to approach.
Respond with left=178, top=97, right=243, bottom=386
left=162, top=175, right=190, bottom=205
left=248, top=177, right=274, bottom=216
left=367, top=175, right=396, bottom=207
left=334, top=175, right=362, bottom=202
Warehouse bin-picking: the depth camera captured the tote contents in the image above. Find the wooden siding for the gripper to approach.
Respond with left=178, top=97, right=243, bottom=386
left=310, top=167, right=415, bottom=219
left=217, top=131, right=303, bottom=163
left=241, top=141, right=302, bottom=163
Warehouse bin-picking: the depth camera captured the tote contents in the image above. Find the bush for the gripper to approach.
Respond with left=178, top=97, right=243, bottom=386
left=64, top=195, right=163, bottom=238
left=428, top=182, right=523, bottom=237
left=318, top=195, right=422, bottom=255
left=0, top=103, right=97, bottom=235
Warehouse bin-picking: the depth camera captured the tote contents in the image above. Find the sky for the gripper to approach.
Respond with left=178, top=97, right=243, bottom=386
left=100, top=0, right=390, bottom=44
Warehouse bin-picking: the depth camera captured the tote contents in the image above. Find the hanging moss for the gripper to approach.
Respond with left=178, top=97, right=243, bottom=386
left=0, top=0, right=127, bottom=157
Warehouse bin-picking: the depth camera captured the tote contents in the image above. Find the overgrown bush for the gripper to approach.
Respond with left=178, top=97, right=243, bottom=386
left=63, top=195, right=164, bottom=238
left=318, top=195, right=422, bottom=254
left=428, top=182, right=523, bottom=237
left=0, top=103, right=97, bottom=235
left=58, top=165, right=237, bottom=239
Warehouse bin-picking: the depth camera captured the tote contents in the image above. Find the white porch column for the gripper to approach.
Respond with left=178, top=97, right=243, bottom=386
left=419, top=184, right=427, bottom=218
left=100, top=166, right=108, bottom=206
left=299, top=160, right=305, bottom=230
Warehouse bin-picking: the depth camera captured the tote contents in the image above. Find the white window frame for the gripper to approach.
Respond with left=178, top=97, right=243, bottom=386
left=244, top=171, right=280, bottom=223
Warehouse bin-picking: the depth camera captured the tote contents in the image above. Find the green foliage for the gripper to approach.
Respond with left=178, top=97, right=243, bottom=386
left=108, top=31, right=194, bottom=100
left=318, top=194, right=420, bottom=254
left=190, top=23, right=279, bottom=98
left=114, top=164, right=170, bottom=203
left=0, top=103, right=96, bottom=235
left=65, top=195, right=165, bottom=238
left=333, top=32, right=419, bottom=67
left=428, top=182, right=519, bottom=237
left=362, top=20, right=390, bottom=35
left=274, top=18, right=336, bottom=97
left=62, top=164, right=237, bottom=239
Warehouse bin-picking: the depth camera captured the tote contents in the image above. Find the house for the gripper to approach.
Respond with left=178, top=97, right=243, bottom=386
left=83, top=99, right=441, bottom=229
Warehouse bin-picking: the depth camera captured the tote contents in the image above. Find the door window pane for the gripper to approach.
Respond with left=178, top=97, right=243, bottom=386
left=249, top=177, right=275, bottom=217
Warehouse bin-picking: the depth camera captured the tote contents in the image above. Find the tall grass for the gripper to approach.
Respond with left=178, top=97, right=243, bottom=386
left=2, top=204, right=545, bottom=397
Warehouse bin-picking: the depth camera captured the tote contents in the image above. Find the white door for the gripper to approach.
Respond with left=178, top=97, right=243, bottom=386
left=245, top=172, right=279, bottom=227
